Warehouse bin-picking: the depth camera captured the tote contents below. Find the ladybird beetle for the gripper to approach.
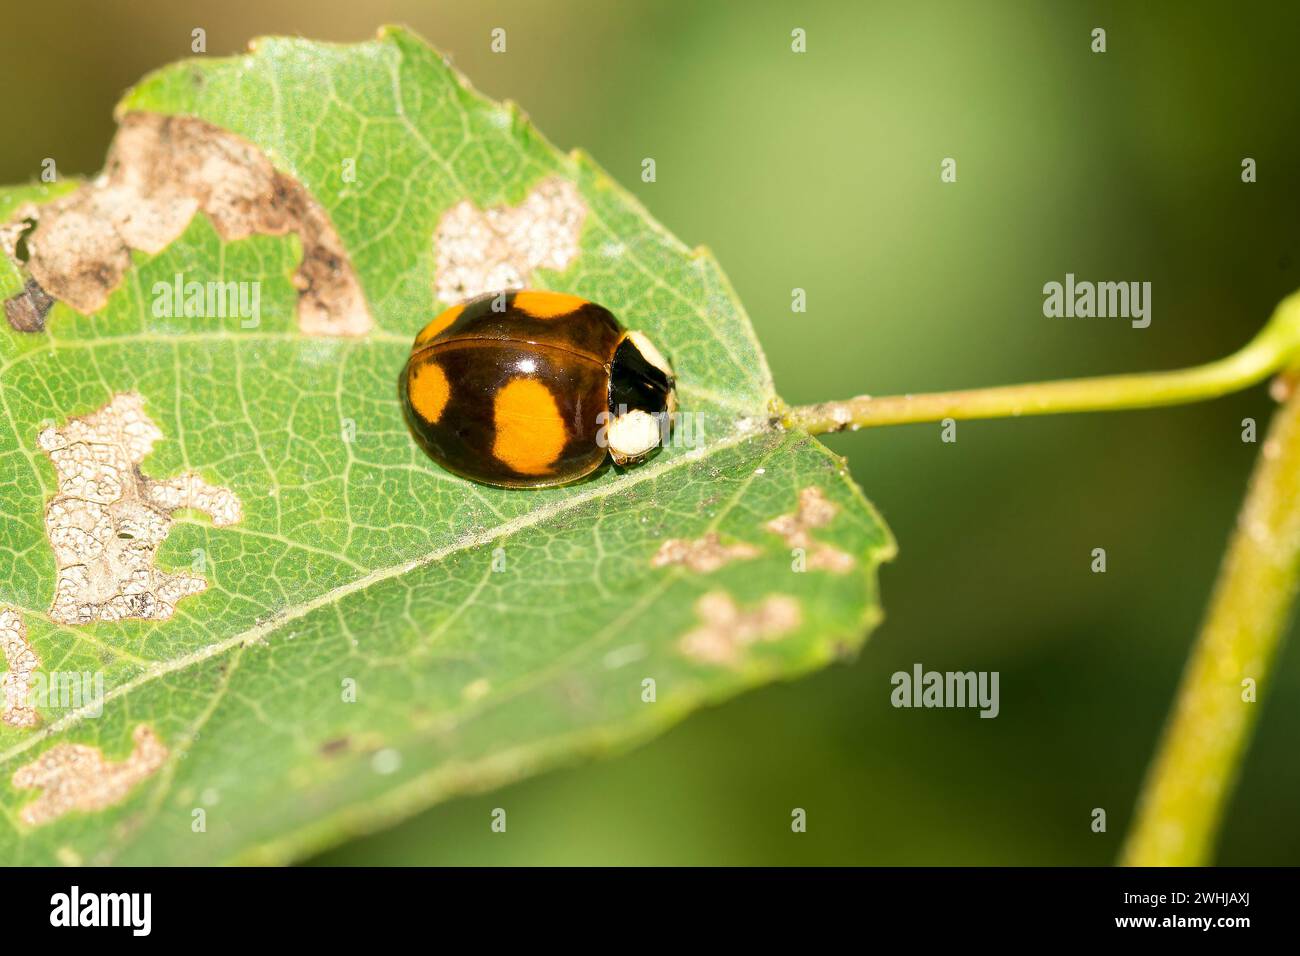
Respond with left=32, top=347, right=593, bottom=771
left=401, top=290, right=677, bottom=488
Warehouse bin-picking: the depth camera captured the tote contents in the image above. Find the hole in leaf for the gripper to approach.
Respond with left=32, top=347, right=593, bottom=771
left=13, top=217, right=37, bottom=263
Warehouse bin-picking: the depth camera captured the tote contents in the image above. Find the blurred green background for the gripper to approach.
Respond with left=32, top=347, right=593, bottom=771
left=6, top=0, right=1297, bottom=865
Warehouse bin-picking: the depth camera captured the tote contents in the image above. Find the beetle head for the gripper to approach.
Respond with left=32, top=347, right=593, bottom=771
left=607, top=331, right=677, bottom=466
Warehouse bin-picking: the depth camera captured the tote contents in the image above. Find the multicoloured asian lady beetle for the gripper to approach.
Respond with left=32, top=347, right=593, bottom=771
left=401, top=290, right=677, bottom=488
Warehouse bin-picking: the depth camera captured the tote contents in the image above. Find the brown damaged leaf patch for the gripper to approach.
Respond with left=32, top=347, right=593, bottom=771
left=650, top=531, right=761, bottom=573
left=764, top=486, right=855, bottom=573
left=0, top=607, right=40, bottom=728
left=679, top=591, right=802, bottom=666
left=39, top=392, right=243, bottom=625
left=4, top=278, right=55, bottom=332
left=12, top=724, right=168, bottom=827
left=4, top=113, right=372, bottom=336
left=434, top=176, right=587, bottom=304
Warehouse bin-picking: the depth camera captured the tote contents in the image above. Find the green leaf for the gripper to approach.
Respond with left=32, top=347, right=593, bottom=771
left=0, top=27, right=892, bottom=864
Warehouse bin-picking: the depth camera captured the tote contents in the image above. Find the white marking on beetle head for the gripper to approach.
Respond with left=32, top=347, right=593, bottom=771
left=606, top=409, right=663, bottom=465
left=626, top=330, right=675, bottom=380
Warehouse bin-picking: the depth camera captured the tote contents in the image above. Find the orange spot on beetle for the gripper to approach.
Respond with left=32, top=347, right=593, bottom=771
left=414, top=304, right=464, bottom=348
left=408, top=359, right=451, bottom=424
left=492, top=378, right=567, bottom=475
left=512, top=292, right=587, bottom=319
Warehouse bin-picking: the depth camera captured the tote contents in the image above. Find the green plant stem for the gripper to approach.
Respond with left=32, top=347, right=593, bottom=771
left=782, top=291, right=1300, bottom=865
left=1121, top=374, right=1300, bottom=865
left=783, top=292, right=1300, bottom=434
